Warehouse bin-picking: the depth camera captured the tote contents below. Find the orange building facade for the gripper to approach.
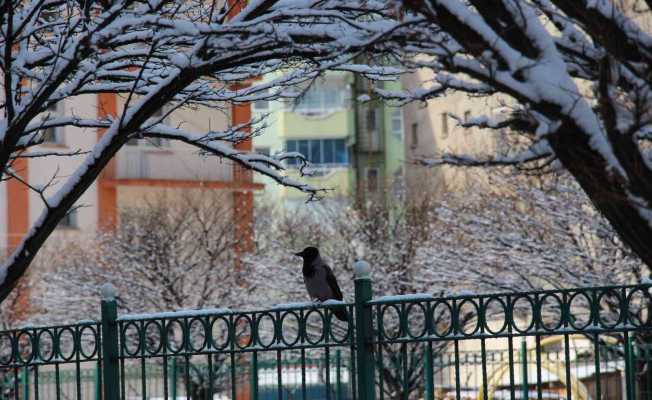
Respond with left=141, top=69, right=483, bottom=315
left=1, top=92, right=261, bottom=320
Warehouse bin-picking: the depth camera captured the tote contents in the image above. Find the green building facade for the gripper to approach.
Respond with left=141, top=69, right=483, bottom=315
left=252, top=72, right=405, bottom=203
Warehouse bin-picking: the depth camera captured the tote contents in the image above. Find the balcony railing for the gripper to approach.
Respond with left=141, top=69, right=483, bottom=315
left=116, top=147, right=232, bottom=182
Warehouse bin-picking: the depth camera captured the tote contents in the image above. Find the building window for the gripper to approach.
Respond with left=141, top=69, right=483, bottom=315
left=253, top=90, right=270, bottom=112
left=411, top=123, right=418, bottom=148
left=366, top=107, right=377, bottom=133
left=441, top=113, right=449, bottom=139
left=295, top=85, right=344, bottom=114
left=253, top=99, right=269, bottom=112
left=464, top=111, right=471, bottom=135
left=285, top=139, right=348, bottom=166
left=366, top=168, right=379, bottom=192
left=128, top=108, right=169, bottom=147
left=255, top=147, right=271, bottom=157
left=41, top=103, right=63, bottom=145
left=391, top=108, right=403, bottom=139
left=58, top=208, right=78, bottom=229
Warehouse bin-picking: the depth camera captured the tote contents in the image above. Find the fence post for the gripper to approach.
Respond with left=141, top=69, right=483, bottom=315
left=100, top=284, right=120, bottom=400
left=353, top=260, right=375, bottom=400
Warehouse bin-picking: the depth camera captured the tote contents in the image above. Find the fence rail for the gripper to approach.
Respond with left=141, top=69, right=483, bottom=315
left=1, top=260, right=651, bottom=400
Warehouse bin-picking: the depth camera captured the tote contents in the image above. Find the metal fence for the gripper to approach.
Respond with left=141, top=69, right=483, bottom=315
left=1, top=261, right=651, bottom=400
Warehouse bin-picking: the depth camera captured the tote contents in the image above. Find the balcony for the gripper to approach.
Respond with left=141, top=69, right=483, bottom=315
left=115, top=147, right=232, bottom=183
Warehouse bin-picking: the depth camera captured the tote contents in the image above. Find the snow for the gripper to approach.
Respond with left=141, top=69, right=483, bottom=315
left=271, top=302, right=317, bottom=310
left=118, top=308, right=231, bottom=321
left=100, top=283, right=117, bottom=301
left=370, top=293, right=434, bottom=304
left=353, top=260, right=371, bottom=279
left=322, top=299, right=345, bottom=305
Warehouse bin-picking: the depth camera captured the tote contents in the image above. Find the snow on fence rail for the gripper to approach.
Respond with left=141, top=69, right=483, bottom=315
left=0, top=262, right=651, bottom=400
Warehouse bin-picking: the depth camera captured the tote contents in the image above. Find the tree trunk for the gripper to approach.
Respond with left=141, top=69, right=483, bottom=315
left=549, top=121, right=652, bottom=269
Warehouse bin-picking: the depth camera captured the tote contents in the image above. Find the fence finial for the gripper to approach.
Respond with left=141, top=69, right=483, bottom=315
left=100, top=283, right=117, bottom=301
left=353, top=260, right=371, bottom=279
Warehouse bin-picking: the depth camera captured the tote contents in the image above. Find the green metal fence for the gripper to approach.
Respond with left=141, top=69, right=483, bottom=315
left=0, top=260, right=651, bottom=400
left=24, top=355, right=353, bottom=400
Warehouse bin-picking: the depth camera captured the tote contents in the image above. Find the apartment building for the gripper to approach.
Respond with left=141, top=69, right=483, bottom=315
left=1, top=92, right=260, bottom=319
left=402, top=69, right=504, bottom=202
left=252, top=72, right=405, bottom=204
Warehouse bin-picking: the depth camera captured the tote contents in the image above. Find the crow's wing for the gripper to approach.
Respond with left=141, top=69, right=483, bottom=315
left=323, top=264, right=343, bottom=300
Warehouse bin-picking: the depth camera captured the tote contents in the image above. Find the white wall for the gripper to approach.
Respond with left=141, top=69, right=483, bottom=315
left=28, top=94, right=99, bottom=233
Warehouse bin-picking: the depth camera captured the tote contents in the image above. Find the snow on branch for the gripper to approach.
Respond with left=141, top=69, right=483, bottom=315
left=388, top=0, right=652, bottom=267
left=0, top=0, right=405, bottom=302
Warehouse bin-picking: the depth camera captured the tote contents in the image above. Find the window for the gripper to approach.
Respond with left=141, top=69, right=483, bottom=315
left=411, top=123, right=418, bottom=148
left=42, top=103, right=63, bottom=144
left=58, top=208, right=78, bottom=229
left=366, top=168, right=379, bottom=193
left=253, top=99, right=269, bottom=112
left=391, top=108, right=403, bottom=139
left=253, top=90, right=270, bottom=112
left=366, top=107, right=377, bottom=133
left=295, top=85, right=344, bottom=113
left=285, top=139, right=348, bottom=166
left=255, top=147, right=271, bottom=157
left=441, top=113, right=449, bottom=139
left=464, top=111, right=471, bottom=135
left=128, top=108, right=168, bottom=147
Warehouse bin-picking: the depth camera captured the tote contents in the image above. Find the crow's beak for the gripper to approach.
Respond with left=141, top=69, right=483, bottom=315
left=294, top=251, right=303, bottom=257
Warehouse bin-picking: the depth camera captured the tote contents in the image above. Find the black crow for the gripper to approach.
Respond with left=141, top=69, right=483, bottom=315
left=295, top=246, right=348, bottom=322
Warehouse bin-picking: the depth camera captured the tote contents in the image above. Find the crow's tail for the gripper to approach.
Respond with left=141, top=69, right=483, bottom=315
left=333, top=308, right=348, bottom=322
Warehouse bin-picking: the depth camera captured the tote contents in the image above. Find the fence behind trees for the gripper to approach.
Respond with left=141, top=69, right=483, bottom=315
left=1, top=261, right=651, bottom=400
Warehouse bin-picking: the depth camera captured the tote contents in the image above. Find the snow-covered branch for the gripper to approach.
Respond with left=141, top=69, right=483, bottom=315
left=0, top=0, right=403, bottom=302
left=383, top=0, right=652, bottom=268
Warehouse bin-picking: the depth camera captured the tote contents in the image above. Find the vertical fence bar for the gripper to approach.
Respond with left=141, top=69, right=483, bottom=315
left=33, top=364, right=38, bottom=400
left=95, top=360, right=101, bottom=400
left=506, top=293, right=516, bottom=400
left=171, top=357, right=178, bottom=400
left=621, top=287, right=633, bottom=400
left=54, top=363, right=60, bottom=400
left=375, top=308, right=384, bottom=400
left=336, top=349, right=342, bottom=400
left=207, top=353, right=214, bottom=400
left=100, top=284, right=120, bottom=400
left=325, top=347, right=331, bottom=400
left=353, top=260, right=375, bottom=400
left=276, top=349, right=282, bottom=400
left=563, top=335, right=572, bottom=400
left=535, top=336, right=542, bottom=400
left=480, top=338, right=488, bottom=400
left=301, top=348, right=307, bottom=400
left=425, top=342, right=434, bottom=400
left=14, top=367, right=19, bottom=400
left=453, top=343, right=461, bottom=399
left=21, top=366, right=28, bottom=400
left=520, top=339, right=528, bottom=400
left=163, top=356, right=169, bottom=400
left=593, top=333, right=601, bottom=400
